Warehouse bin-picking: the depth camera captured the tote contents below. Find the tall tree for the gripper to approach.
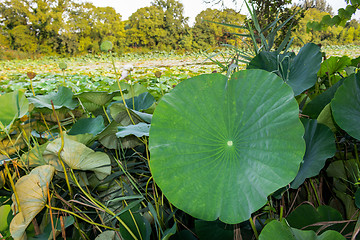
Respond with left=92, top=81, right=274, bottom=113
left=125, top=6, right=166, bottom=49
left=0, top=0, right=70, bottom=53
left=66, top=2, right=125, bottom=53
left=152, top=0, right=188, bottom=49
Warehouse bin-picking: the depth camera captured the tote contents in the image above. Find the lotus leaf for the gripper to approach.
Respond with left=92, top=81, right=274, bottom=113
left=290, top=119, right=336, bottom=189
left=125, top=92, right=155, bottom=111
left=302, top=78, right=345, bottom=119
left=331, top=72, right=360, bottom=140
left=75, top=91, right=120, bottom=112
left=68, top=115, right=105, bottom=136
left=44, top=136, right=111, bottom=180
left=116, top=122, right=150, bottom=138
left=149, top=70, right=305, bottom=223
left=0, top=90, right=28, bottom=130
left=258, top=220, right=345, bottom=240
left=28, top=86, right=78, bottom=110
left=248, top=43, right=322, bottom=96
left=318, top=56, right=351, bottom=77
left=286, top=204, right=342, bottom=231
left=109, top=102, right=152, bottom=124
left=317, top=104, right=337, bottom=132
left=10, top=165, right=55, bottom=240
left=0, top=204, right=12, bottom=236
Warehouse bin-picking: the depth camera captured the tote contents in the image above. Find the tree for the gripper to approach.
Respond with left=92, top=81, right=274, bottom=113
left=0, top=0, right=70, bottom=53
left=152, top=0, right=188, bottom=49
left=66, top=2, right=125, bottom=53
left=192, top=8, right=246, bottom=49
left=125, top=6, right=166, bottom=49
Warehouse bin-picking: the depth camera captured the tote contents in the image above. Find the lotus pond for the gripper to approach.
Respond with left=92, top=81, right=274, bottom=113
left=0, top=45, right=360, bottom=240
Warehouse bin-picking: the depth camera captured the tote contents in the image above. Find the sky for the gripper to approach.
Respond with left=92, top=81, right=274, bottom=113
left=85, top=0, right=359, bottom=26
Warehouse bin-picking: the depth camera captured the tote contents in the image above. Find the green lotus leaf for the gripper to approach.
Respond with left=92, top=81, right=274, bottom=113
left=331, top=72, right=360, bottom=140
left=109, top=102, right=149, bottom=125
left=286, top=204, right=342, bottom=232
left=317, top=103, right=337, bottom=132
left=0, top=90, right=28, bottom=130
left=258, top=220, right=345, bottom=240
left=125, top=92, right=155, bottom=111
left=149, top=70, right=305, bottom=224
left=303, top=78, right=345, bottom=119
left=75, top=91, right=121, bottom=112
left=118, top=210, right=151, bottom=240
left=0, top=204, right=12, bottom=236
left=290, top=119, right=336, bottom=189
left=97, top=121, right=142, bottom=149
left=44, top=136, right=111, bottom=180
left=318, top=56, right=351, bottom=77
left=116, top=122, right=150, bottom=138
left=68, top=115, right=105, bottom=136
left=248, top=43, right=322, bottom=96
left=28, top=86, right=78, bottom=110
left=10, top=165, right=55, bottom=240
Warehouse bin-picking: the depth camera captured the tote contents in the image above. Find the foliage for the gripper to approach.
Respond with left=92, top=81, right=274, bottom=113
left=1, top=10, right=360, bottom=237
left=307, top=0, right=360, bottom=30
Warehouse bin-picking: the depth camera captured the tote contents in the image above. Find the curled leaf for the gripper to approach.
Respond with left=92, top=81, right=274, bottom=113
left=10, top=165, right=55, bottom=240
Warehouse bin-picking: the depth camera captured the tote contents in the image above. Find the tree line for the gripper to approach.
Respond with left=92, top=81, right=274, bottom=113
left=0, top=0, right=359, bottom=59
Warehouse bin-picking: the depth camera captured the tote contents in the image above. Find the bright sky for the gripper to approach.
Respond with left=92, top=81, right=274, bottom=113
left=85, top=0, right=359, bottom=26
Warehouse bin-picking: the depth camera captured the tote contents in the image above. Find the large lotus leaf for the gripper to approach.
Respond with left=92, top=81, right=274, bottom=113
left=125, top=92, right=155, bottom=111
left=44, top=136, right=111, bottom=180
left=75, top=91, right=120, bottom=112
left=248, top=43, right=322, bottom=96
left=318, top=56, right=351, bottom=77
left=0, top=90, right=28, bottom=129
left=331, top=72, right=360, bottom=140
left=286, top=204, right=342, bottom=232
left=68, top=115, right=105, bottom=136
left=149, top=70, right=305, bottom=224
left=258, top=220, right=345, bottom=240
left=10, top=165, right=55, bottom=240
left=28, top=86, right=78, bottom=110
left=290, top=119, right=336, bottom=189
left=302, top=78, right=345, bottom=119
